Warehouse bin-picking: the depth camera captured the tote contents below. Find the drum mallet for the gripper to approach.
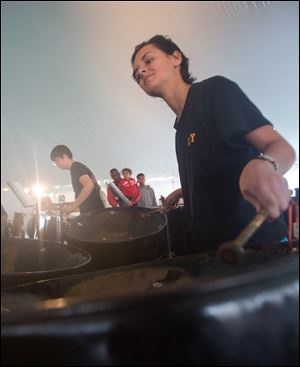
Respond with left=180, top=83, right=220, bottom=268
left=217, top=209, right=269, bottom=264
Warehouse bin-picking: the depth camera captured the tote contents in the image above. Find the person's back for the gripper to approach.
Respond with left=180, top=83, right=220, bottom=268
left=70, top=161, right=104, bottom=214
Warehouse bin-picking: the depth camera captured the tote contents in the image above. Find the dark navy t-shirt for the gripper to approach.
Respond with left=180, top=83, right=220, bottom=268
left=174, top=76, right=287, bottom=252
left=70, top=162, right=104, bottom=214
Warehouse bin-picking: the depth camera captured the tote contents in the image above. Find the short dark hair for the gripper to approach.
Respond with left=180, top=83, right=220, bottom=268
left=122, top=168, right=132, bottom=175
left=136, top=173, right=145, bottom=179
left=110, top=168, right=119, bottom=173
left=50, top=145, right=73, bottom=161
left=131, top=35, right=196, bottom=85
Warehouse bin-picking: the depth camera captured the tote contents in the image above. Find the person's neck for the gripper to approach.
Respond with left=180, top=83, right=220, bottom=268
left=67, top=159, right=75, bottom=170
left=161, top=80, right=191, bottom=120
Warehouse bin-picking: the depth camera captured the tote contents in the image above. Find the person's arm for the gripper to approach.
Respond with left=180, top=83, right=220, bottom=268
left=239, top=125, right=296, bottom=219
left=107, top=186, right=118, bottom=207
left=130, top=181, right=141, bottom=206
left=131, top=191, right=141, bottom=206
left=63, top=175, right=94, bottom=215
left=151, top=188, right=158, bottom=207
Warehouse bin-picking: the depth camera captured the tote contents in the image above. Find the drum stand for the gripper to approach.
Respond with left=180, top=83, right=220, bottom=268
left=52, top=204, right=65, bottom=244
left=33, top=204, right=65, bottom=244
left=33, top=206, right=40, bottom=240
left=141, top=207, right=173, bottom=258
left=165, top=213, right=174, bottom=258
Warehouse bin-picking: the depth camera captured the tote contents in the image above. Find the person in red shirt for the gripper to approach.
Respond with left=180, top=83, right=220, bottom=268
left=119, top=168, right=140, bottom=206
left=106, top=168, right=125, bottom=207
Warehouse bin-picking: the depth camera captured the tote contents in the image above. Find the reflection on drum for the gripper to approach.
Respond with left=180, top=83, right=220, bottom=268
left=1, top=237, right=92, bottom=288
left=11, top=210, right=63, bottom=243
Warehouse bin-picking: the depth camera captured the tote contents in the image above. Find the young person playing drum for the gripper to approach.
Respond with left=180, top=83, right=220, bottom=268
left=131, top=35, right=295, bottom=252
left=50, top=145, right=105, bottom=215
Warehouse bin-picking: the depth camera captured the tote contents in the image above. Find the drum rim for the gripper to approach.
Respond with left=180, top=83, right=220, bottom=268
left=2, top=251, right=298, bottom=326
left=64, top=206, right=167, bottom=244
left=1, top=240, right=92, bottom=275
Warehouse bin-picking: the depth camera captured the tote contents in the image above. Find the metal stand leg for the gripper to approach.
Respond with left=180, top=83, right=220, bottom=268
left=59, top=208, right=64, bottom=244
left=33, top=207, right=40, bottom=240
left=165, top=213, right=173, bottom=258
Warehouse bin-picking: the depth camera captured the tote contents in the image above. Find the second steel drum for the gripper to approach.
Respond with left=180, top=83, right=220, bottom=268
left=1, top=237, right=92, bottom=288
left=64, top=207, right=168, bottom=270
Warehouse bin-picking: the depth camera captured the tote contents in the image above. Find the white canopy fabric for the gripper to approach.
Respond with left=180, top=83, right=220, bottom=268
left=1, top=1, right=299, bottom=216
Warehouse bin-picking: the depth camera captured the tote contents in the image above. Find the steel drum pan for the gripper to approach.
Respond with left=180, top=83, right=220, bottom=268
left=1, top=237, right=92, bottom=288
left=64, top=207, right=168, bottom=271
left=1, top=241, right=298, bottom=366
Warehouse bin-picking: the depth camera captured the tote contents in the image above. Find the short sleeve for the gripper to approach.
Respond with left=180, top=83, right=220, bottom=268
left=212, top=78, right=272, bottom=145
left=72, top=163, right=90, bottom=181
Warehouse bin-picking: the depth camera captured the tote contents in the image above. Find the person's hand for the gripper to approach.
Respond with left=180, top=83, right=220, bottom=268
left=239, top=159, right=291, bottom=220
left=61, top=203, right=76, bottom=216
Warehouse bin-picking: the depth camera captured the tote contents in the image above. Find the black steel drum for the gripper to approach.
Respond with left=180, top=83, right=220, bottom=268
left=1, top=242, right=298, bottom=366
left=1, top=237, right=92, bottom=288
left=64, top=207, right=168, bottom=270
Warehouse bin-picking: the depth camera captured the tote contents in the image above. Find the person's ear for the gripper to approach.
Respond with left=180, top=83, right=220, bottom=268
left=172, top=50, right=182, bottom=67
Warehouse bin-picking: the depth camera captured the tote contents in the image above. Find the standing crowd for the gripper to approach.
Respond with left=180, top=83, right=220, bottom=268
left=50, top=144, right=158, bottom=216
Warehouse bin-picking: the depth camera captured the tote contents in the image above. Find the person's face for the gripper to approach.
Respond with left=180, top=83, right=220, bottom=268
left=110, top=170, right=120, bottom=181
left=132, top=44, right=182, bottom=97
left=137, top=176, right=145, bottom=186
left=122, top=170, right=131, bottom=180
left=52, top=155, right=69, bottom=170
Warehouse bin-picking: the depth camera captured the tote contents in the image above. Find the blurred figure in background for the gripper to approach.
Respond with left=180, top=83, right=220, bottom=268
left=136, top=173, right=158, bottom=208
left=50, top=145, right=104, bottom=215
left=119, top=168, right=140, bottom=206
left=106, top=168, right=125, bottom=207
left=100, top=188, right=110, bottom=208
left=1, top=205, right=8, bottom=238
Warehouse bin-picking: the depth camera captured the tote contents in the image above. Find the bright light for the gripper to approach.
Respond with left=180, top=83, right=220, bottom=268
left=54, top=185, right=60, bottom=189
left=31, top=184, right=46, bottom=197
left=24, top=187, right=30, bottom=194
left=2, top=187, right=9, bottom=192
left=284, top=161, right=299, bottom=191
